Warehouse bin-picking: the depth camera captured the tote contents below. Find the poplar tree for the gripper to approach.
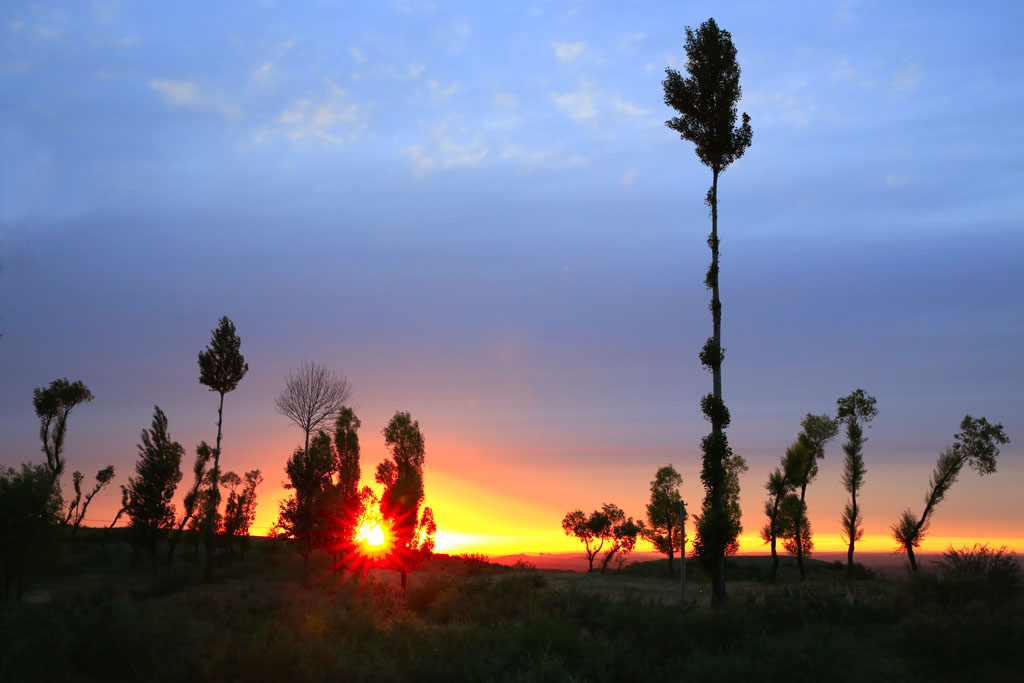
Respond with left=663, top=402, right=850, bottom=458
left=377, top=411, right=435, bottom=592
left=782, top=414, right=838, bottom=580
left=893, top=415, right=1009, bottom=572
left=663, top=17, right=752, bottom=603
left=836, top=389, right=878, bottom=576
left=126, top=406, right=184, bottom=557
left=197, top=316, right=248, bottom=579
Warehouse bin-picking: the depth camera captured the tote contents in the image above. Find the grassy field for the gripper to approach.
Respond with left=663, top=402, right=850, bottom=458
left=2, top=531, right=1022, bottom=682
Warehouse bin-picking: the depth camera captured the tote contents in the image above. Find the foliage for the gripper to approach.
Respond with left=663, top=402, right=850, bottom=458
left=197, top=316, right=249, bottom=397
left=377, top=411, right=435, bottom=582
left=562, top=509, right=609, bottom=572
left=167, top=443, right=211, bottom=562
left=127, top=406, right=184, bottom=556
left=892, top=415, right=1009, bottom=571
left=274, top=432, right=337, bottom=582
left=222, top=469, right=262, bottom=557
left=31, top=378, right=94, bottom=505
left=933, top=544, right=1021, bottom=602
left=760, top=465, right=793, bottom=582
left=664, top=16, right=752, bottom=604
left=778, top=414, right=838, bottom=579
left=643, top=465, right=684, bottom=576
left=66, top=465, right=116, bottom=538
left=197, top=316, right=248, bottom=578
left=0, top=463, right=62, bottom=602
left=597, top=504, right=643, bottom=572
left=837, top=390, right=876, bottom=574
left=691, top=453, right=747, bottom=570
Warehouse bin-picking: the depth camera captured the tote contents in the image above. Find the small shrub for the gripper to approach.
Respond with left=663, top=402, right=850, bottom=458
left=934, top=543, right=1021, bottom=602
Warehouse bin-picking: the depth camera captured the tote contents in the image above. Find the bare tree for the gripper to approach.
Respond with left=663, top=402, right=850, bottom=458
left=275, top=361, right=353, bottom=458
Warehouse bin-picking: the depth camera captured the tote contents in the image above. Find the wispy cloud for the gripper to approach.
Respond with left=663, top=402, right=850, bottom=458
left=149, top=79, right=242, bottom=119
left=552, top=81, right=596, bottom=120
left=273, top=78, right=366, bottom=144
left=493, top=92, right=518, bottom=108
left=553, top=41, right=585, bottom=62
left=891, top=59, right=924, bottom=92
left=614, top=97, right=648, bottom=117
left=350, top=46, right=366, bottom=64
left=429, top=78, right=459, bottom=101
left=405, top=122, right=488, bottom=174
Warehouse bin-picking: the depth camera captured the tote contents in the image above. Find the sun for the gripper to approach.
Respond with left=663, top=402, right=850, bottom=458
left=361, top=522, right=386, bottom=548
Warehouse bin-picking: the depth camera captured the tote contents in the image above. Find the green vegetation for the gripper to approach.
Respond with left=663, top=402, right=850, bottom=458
left=3, top=535, right=1021, bottom=682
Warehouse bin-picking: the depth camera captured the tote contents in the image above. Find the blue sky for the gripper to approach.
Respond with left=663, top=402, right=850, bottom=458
left=2, top=1, right=1022, bottom=552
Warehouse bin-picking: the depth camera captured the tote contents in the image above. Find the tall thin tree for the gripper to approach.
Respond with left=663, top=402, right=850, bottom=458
left=893, top=415, right=1009, bottom=572
left=836, top=389, right=877, bottom=577
left=784, top=414, right=838, bottom=580
left=663, top=17, right=752, bottom=603
left=275, top=361, right=352, bottom=462
left=643, top=465, right=685, bottom=577
left=197, top=316, right=248, bottom=579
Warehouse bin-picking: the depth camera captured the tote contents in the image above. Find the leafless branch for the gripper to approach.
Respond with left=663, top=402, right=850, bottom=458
left=275, top=360, right=352, bottom=445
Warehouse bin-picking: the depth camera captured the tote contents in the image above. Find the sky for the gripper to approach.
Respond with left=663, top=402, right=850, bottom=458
left=2, top=1, right=1022, bottom=557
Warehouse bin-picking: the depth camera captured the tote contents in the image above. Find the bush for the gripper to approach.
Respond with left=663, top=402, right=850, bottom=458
left=933, top=543, right=1021, bottom=602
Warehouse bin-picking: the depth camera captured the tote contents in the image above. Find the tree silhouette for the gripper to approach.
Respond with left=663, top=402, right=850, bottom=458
left=781, top=415, right=838, bottom=580
left=643, top=465, right=685, bottom=577
left=836, top=389, right=878, bottom=577
left=104, top=484, right=128, bottom=546
left=760, top=464, right=793, bottom=583
left=892, top=415, right=1009, bottom=572
left=222, top=469, right=262, bottom=557
left=275, top=361, right=352, bottom=462
left=126, top=406, right=184, bottom=559
left=663, top=17, right=752, bottom=603
left=276, top=431, right=336, bottom=584
left=691, top=453, right=747, bottom=575
left=197, top=316, right=248, bottom=579
left=0, top=463, right=62, bottom=603
left=562, top=508, right=611, bottom=572
left=66, top=465, right=115, bottom=539
left=376, top=411, right=434, bottom=592
left=598, top=504, right=643, bottom=572
left=167, top=442, right=212, bottom=563
left=32, top=379, right=94, bottom=502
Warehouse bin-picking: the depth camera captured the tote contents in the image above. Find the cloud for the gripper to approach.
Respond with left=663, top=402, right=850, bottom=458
left=493, top=92, right=518, bottom=108
left=617, top=33, right=645, bottom=49
left=884, top=174, right=910, bottom=187
left=553, top=41, right=585, bottom=62
left=620, top=169, right=638, bottom=187
left=552, top=81, right=596, bottom=120
left=429, top=78, right=459, bottom=101
left=149, top=79, right=242, bottom=118
left=8, top=21, right=25, bottom=31
left=252, top=61, right=274, bottom=86
left=891, top=59, right=924, bottom=92
left=614, top=98, right=648, bottom=117
left=408, top=64, right=425, bottom=78
left=832, top=56, right=875, bottom=88
left=405, top=122, right=488, bottom=174
left=350, top=46, right=366, bottom=64
left=274, top=78, right=366, bottom=144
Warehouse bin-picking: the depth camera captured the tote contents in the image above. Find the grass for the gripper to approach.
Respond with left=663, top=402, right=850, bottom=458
left=2, top=532, right=1022, bottom=682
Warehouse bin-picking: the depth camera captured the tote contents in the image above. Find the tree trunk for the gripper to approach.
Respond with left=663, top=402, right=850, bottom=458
left=401, top=568, right=407, bottom=594
left=708, top=169, right=728, bottom=605
left=796, top=483, right=807, bottom=581
left=906, top=543, right=918, bottom=573
left=770, top=532, right=779, bottom=583
left=846, top=493, right=857, bottom=577
left=668, top=547, right=675, bottom=577
left=205, top=391, right=225, bottom=581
